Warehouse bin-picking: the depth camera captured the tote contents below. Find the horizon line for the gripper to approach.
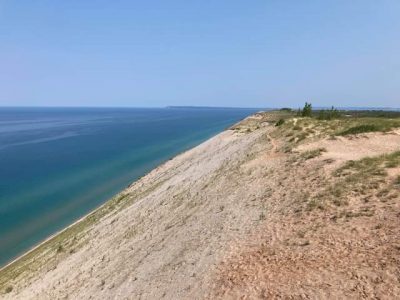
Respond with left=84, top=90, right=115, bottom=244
left=0, top=105, right=399, bottom=110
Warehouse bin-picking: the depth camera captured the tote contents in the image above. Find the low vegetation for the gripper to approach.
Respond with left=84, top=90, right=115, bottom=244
left=316, top=106, right=341, bottom=120
left=335, top=151, right=400, bottom=175
left=271, top=103, right=400, bottom=149
left=300, top=148, right=326, bottom=160
left=305, top=151, right=400, bottom=211
left=338, top=119, right=400, bottom=135
left=269, top=105, right=400, bottom=212
left=339, top=124, right=381, bottom=135
left=275, top=118, right=285, bottom=126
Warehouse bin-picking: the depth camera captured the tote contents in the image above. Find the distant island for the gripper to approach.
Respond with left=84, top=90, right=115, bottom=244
left=165, top=105, right=265, bottom=110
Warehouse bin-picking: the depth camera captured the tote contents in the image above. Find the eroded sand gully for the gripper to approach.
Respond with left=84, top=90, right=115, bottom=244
left=2, top=114, right=400, bottom=299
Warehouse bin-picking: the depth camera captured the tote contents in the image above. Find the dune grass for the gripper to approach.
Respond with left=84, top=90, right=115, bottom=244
left=338, top=118, right=400, bottom=135
left=306, top=151, right=400, bottom=211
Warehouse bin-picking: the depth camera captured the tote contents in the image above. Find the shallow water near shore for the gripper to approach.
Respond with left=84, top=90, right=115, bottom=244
left=0, top=107, right=256, bottom=267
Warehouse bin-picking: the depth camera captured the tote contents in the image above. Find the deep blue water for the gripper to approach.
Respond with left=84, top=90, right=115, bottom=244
left=0, top=107, right=256, bottom=267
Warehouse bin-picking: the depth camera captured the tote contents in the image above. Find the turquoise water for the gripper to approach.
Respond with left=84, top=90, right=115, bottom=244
left=0, top=107, right=256, bottom=267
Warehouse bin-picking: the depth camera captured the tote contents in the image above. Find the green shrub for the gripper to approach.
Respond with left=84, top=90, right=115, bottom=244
left=5, top=286, right=13, bottom=293
left=275, top=118, right=285, bottom=126
left=339, top=124, right=380, bottom=135
left=301, top=102, right=312, bottom=117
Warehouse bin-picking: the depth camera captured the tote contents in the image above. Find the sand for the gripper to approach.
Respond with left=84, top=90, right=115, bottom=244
left=1, top=113, right=400, bottom=299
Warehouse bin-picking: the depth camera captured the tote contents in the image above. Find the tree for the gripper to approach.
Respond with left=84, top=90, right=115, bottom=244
left=301, top=102, right=312, bottom=117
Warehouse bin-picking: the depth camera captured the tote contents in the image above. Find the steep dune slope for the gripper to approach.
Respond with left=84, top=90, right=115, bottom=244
left=1, top=114, right=274, bottom=299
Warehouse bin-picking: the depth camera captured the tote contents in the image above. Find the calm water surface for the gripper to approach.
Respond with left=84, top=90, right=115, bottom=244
left=0, top=107, right=256, bottom=266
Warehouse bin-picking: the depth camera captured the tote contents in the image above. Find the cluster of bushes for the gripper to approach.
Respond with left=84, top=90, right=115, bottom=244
left=288, top=102, right=400, bottom=121
left=294, top=102, right=341, bottom=119
left=317, top=106, right=341, bottom=120
left=345, top=110, right=400, bottom=118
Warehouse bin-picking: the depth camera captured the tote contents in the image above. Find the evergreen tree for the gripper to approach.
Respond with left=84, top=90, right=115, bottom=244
left=301, top=102, right=312, bottom=117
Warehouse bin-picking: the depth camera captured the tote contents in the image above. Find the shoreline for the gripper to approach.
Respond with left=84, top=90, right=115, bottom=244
left=0, top=107, right=257, bottom=271
left=0, top=190, right=113, bottom=272
left=0, top=156, right=182, bottom=272
left=4, top=111, right=400, bottom=299
left=0, top=118, right=246, bottom=273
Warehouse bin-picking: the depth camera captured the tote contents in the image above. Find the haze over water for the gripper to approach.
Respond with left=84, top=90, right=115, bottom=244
left=0, top=107, right=256, bottom=267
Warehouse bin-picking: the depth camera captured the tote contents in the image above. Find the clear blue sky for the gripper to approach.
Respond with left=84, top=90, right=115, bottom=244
left=1, top=1, right=399, bottom=108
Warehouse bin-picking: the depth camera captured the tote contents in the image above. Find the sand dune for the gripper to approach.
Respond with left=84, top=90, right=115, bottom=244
left=1, top=112, right=400, bottom=299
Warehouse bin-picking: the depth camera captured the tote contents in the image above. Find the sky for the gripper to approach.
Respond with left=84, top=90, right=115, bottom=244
left=0, top=0, right=399, bottom=108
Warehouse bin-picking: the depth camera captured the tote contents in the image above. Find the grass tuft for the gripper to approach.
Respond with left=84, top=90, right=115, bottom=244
left=301, top=148, right=326, bottom=160
left=275, top=119, right=285, bottom=126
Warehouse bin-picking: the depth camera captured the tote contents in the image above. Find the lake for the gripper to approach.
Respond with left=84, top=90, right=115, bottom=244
left=0, top=107, right=257, bottom=267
